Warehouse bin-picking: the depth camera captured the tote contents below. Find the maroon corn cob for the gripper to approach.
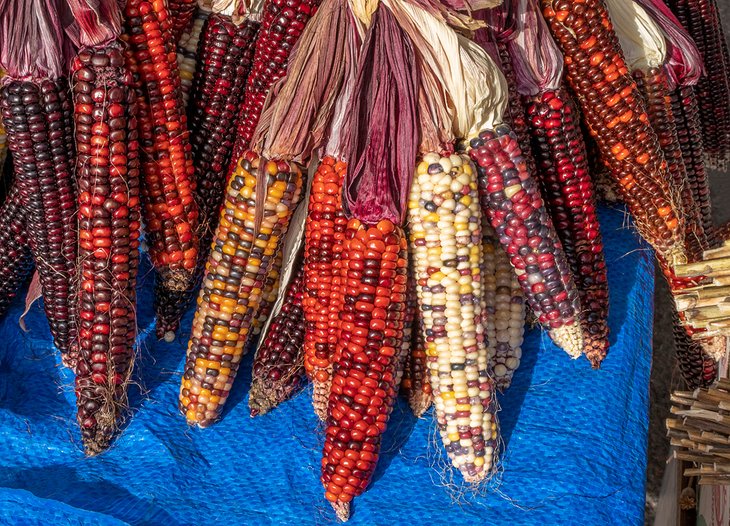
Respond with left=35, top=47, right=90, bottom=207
left=469, top=125, right=585, bottom=356
left=168, top=0, right=197, bottom=43
left=0, top=183, right=34, bottom=319
left=399, top=315, right=432, bottom=417
left=1, top=79, right=78, bottom=355
left=670, top=86, right=715, bottom=247
left=154, top=13, right=259, bottom=339
left=229, top=0, right=321, bottom=162
left=542, top=0, right=686, bottom=265
left=666, top=0, right=730, bottom=168
left=394, top=272, right=417, bottom=389
left=249, top=264, right=307, bottom=416
left=72, top=42, right=142, bottom=455
left=634, top=67, right=707, bottom=260
left=672, top=306, right=717, bottom=389
left=526, top=88, right=610, bottom=366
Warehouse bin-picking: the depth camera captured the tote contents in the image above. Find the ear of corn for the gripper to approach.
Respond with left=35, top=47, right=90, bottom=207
left=168, top=0, right=198, bottom=43
left=303, top=156, right=347, bottom=420
left=322, top=218, right=407, bottom=520
left=542, top=0, right=686, bottom=265
left=177, top=6, right=210, bottom=109
left=0, top=182, right=34, bottom=319
left=250, top=248, right=282, bottom=337
left=672, top=305, right=718, bottom=389
left=526, top=88, right=610, bottom=366
left=399, top=313, right=432, bottom=417
left=394, top=272, right=417, bottom=389
left=469, top=125, right=585, bottom=356
left=72, top=42, right=142, bottom=455
left=154, top=12, right=259, bottom=339
left=249, top=264, right=306, bottom=416
left=408, top=151, right=498, bottom=484
left=124, top=0, right=200, bottom=294
left=1, top=78, right=78, bottom=356
left=180, top=153, right=303, bottom=426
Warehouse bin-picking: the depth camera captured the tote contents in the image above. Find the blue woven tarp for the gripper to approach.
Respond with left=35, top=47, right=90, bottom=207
left=0, top=206, right=654, bottom=526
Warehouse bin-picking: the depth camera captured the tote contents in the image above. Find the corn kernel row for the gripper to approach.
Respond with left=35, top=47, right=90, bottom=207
left=0, top=183, right=34, bottom=319
left=177, top=6, right=209, bottom=108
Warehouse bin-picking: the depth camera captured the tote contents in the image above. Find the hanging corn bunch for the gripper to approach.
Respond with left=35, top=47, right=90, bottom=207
left=0, top=0, right=78, bottom=358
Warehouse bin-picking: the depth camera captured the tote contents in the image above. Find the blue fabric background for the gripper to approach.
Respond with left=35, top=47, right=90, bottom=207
left=0, top=206, right=654, bottom=526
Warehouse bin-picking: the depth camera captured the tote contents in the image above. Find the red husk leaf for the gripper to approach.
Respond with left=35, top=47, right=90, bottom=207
left=342, top=4, right=420, bottom=225
left=65, top=0, right=122, bottom=47
left=0, top=0, right=70, bottom=79
left=507, top=0, right=563, bottom=95
left=474, top=0, right=516, bottom=42
left=633, top=0, right=704, bottom=87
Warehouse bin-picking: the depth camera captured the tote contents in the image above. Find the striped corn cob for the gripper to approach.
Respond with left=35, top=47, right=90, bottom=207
left=177, top=6, right=210, bottom=109
left=469, top=125, right=585, bottom=356
left=249, top=264, right=306, bottom=416
left=303, top=156, right=347, bottom=420
left=229, top=0, right=321, bottom=161
left=542, top=0, right=686, bottom=265
left=399, top=314, right=432, bottom=417
left=666, top=0, right=730, bottom=168
left=154, top=12, right=259, bottom=338
left=526, top=89, right=610, bottom=365
left=670, top=86, right=714, bottom=246
left=0, top=183, right=34, bottom=319
left=124, top=0, right=200, bottom=293
left=72, top=42, right=142, bottom=455
left=408, top=151, right=498, bottom=484
left=1, top=79, right=78, bottom=355
left=180, top=153, right=303, bottom=426
left=482, top=221, right=525, bottom=390
left=634, top=67, right=707, bottom=259
left=169, top=0, right=197, bottom=42
left=322, top=218, right=407, bottom=520
left=250, top=248, right=282, bottom=337
left=672, top=306, right=718, bottom=389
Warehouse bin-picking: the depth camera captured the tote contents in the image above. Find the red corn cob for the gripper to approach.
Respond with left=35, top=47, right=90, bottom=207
left=666, top=0, right=730, bottom=168
left=542, top=0, right=686, bottom=265
left=1, top=79, right=78, bottom=355
left=633, top=67, right=707, bottom=259
left=322, top=218, right=408, bottom=520
left=71, top=41, right=142, bottom=455
left=168, top=0, right=197, bottom=43
left=154, top=12, right=259, bottom=339
left=229, top=0, right=321, bottom=161
left=123, top=0, right=200, bottom=293
left=469, top=125, right=585, bottom=356
left=526, top=88, right=610, bottom=366
left=303, top=156, right=347, bottom=420
left=0, top=183, right=34, bottom=319
left=249, top=264, right=307, bottom=416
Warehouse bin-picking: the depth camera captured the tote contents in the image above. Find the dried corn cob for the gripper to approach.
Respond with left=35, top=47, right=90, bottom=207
left=177, top=5, right=210, bottom=108
left=482, top=221, right=525, bottom=389
left=408, top=151, right=498, bottom=484
left=0, top=183, right=34, bottom=319
left=124, top=0, right=200, bottom=293
left=249, top=264, right=306, bottom=416
left=542, top=0, right=686, bottom=265
left=303, top=156, right=347, bottom=420
left=251, top=248, right=282, bottom=336
left=400, top=315, right=432, bottom=417
left=2, top=79, right=78, bottom=355
left=673, top=306, right=718, bottom=389
left=154, top=11, right=259, bottom=338
left=525, top=89, right=610, bottom=365
left=394, top=273, right=417, bottom=389
left=71, top=38, right=142, bottom=455
left=180, top=153, right=303, bottom=426
left=169, top=0, right=197, bottom=42
left=229, top=0, right=321, bottom=161
left=469, top=125, right=584, bottom=356
left=322, top=218, right=408, bottom=519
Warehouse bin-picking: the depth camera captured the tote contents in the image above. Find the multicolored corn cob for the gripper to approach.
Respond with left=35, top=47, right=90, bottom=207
left=177, top=5, right=210, bottom=108
left=250, top=248, right=282, bottom=337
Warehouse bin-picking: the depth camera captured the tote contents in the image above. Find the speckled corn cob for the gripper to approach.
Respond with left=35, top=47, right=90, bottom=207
left=408, top=151, right=498, bottom=484
left=250, top=248, right=282, bottom=337
left=177, top=6, right=209, bottom=108
left=469, top=125, right=584, bottom=357
left=180, top=152, right=303, bottom=426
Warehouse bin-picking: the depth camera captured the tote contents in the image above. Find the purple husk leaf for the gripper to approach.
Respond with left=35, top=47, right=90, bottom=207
left=342, top=4, right=420, bottom=226
left=65, top=0, right=123, bottom=48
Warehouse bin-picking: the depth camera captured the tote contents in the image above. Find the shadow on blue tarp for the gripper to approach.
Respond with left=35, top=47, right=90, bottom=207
left=0, top=206, right=653, bottom=526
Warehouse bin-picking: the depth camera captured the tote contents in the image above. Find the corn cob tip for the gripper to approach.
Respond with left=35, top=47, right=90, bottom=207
left=248, top=383, right=283, bottom=417
left=408, top=395, right=432, bottom=419
left=312, top=379, right=330, bottom=422
left=162, top=269, right=195, bottom=293
left=162, top=331, right=176, bottom=343
left=585, top=337, right=609, bottom=370
left=331, top=501, right=350, bottom=522
left=548, top=323, right=584, bottom=359
left=62, top=353, right=77, bottom=370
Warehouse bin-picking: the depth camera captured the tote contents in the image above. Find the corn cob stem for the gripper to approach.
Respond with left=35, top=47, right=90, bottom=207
left=408, top=151, right=498, bottom=483
left=180, top=152, right=303, bottom=426
left=72, top=42, right=142, bottom=455
left=469, top=125, right=585, bottom=356
left=303, top=156, right=347, bottom=420
left=0, top=183, right=34, bottom=319
left=249, top=264, right=306, bottom=416
left=322, top=218, right=407, bottom=517
left=526, top=89, right=609, bottom=366
left=542, top=0, right=686, bottom=265
left=1, top=79, right=78, bottom=355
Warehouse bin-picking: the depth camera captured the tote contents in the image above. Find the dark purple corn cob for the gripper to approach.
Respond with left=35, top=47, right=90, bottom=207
left=0, top=182, right=34, bottom=318
left=673, top=306, right=717, bottom=389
